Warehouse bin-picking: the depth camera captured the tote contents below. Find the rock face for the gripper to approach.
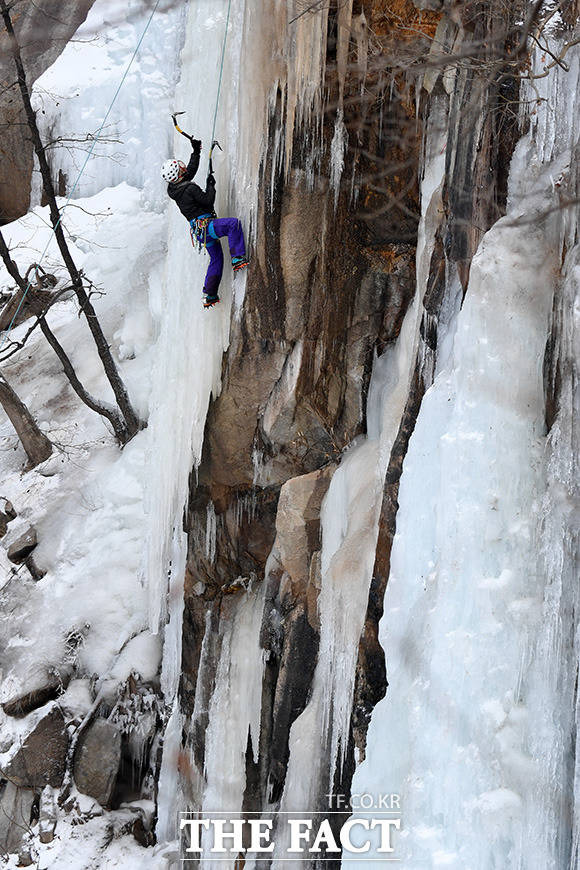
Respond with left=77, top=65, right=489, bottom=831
left=73, top=719, right=121, bottom=807
left=199, top=170, right=415, bottom=495
left=4, top=707, right=69, bottom=788
left=0, top=782, right=35, bottom=856
left=0, top=499, right=16, bottom=537
left=0, top=0, right=96, bottom=222
left=260, top=467, right=334, bottom=798
left=175, top=0, right=523, bottom=841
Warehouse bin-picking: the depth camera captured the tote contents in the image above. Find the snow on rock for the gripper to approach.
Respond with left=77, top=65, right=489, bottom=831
left=0, top=7, right=184, bottom=866
left=0, top=184, right=166, bottom=708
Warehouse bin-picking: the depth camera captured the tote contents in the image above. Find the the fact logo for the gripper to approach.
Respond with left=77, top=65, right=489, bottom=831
left=180, top=798, right=401, bottom=860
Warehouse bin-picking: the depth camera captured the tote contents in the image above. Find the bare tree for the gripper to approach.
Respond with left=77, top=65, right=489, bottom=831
left=0, top=0, right=142, bottom=444
left=0, top=232, right=133, bottom=443
left=0, top=370, right=52, bottom=467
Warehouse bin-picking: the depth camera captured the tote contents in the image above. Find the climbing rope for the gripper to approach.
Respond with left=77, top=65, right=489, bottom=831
left=210, top=0, right=233, bottom=147
left=0, top=0, right=162, bottom=351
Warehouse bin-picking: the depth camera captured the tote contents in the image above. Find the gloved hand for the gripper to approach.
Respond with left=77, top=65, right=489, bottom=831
left=190, top=137, right=202, bottom=152
left=207, top=171, right=215, bottom=186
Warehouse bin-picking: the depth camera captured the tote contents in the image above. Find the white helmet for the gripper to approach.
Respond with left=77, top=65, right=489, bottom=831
left=161, top=158, right=186, bottom=183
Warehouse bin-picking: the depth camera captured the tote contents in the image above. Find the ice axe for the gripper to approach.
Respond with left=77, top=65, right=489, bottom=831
left=208, top=139, right=222, bottom=175
left=171, top=111, right=193, bottom=142
left=172, top=113, right=221, bottom=171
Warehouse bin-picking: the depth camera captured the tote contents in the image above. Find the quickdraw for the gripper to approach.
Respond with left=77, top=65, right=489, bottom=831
left=190, top=215, right=214, bottom=252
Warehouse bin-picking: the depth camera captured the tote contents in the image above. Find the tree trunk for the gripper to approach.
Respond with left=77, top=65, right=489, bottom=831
left=0, top=372, right=52, bottom=467
left=0, top=0, right=142, bottom=441
left=0, top=230, right=130, bottom=443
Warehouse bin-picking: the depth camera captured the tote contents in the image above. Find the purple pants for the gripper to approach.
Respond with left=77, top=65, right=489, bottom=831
left=194, top=217, right=246, bottom=297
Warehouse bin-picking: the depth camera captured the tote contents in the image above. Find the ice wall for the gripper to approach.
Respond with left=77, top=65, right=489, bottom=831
left=145, top=0, right=336, bottom=634
left=148, top=0, right=339, bottom=847
left=344, top=44, right=580, bottom=868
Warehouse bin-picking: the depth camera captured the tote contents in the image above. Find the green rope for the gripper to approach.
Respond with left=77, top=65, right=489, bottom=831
left=210, top=0, right=233, bottom=146
left=0, top=0, right=161, bottom=351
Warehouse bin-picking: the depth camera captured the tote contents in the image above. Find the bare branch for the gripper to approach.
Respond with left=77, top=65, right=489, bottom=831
left=0, top=0, right=143, bottom=443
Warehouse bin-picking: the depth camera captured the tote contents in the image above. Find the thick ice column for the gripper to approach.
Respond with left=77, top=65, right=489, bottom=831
left=513, top=46, right=580, bottom=863
left=198, top=587, right=266, bottom=868
left=344, top=44, right=580, bottom=870
left=519, top=241, right=580, bottom=869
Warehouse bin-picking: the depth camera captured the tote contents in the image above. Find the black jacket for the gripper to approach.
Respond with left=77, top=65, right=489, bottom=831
left=167, top=144, right=216, bottom=221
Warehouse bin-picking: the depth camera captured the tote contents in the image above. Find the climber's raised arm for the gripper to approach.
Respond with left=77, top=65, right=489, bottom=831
left=181, top=138, right=202, bottom=182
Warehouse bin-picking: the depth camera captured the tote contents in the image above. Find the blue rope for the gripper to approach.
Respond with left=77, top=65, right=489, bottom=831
left=210, top=0, right=233, bottom=146
left=0, top=0, right=162, bottom=352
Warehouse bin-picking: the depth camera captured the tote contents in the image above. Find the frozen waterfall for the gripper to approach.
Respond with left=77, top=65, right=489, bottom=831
left=344, top=43, right=580, bottom=869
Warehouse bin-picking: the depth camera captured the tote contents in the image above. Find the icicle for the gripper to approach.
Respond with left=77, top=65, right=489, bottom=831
left=353, top=11, right=368, bottom=85
left=252, top=443, right=265, bottom=487
left=330, top=109, right=348, bottom=209
left=200, top=586, right=266, bottom=865
left=205, top=501, right=217, bottom=564
left=155, top=699, right=184, bottom=845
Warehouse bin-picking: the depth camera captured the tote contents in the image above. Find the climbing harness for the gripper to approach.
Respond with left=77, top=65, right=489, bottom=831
left=190, top=214, right=216, bottom=252
left=0, top=0, right=162, bottom=351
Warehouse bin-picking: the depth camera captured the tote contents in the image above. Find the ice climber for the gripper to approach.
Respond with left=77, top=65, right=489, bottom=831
left=161, top=138, right=248, bottom=309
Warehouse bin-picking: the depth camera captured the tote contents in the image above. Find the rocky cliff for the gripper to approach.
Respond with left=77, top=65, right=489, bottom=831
left=0, top=0, right=96, bottom=222
left=176, top=0, right=530, bottom=856
left=0, top=0, right=578, bottom=867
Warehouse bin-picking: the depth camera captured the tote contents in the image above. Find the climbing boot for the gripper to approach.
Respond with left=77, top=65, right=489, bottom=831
left=203, top=294, right=220, bottom=309
left=231, top=256, right=249, bottom=272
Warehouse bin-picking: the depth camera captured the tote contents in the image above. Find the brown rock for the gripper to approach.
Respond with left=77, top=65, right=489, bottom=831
left=73, top=719, right=121, bottom=807
left=274, top=466, right=334, bottom=610
left=132, top=815, right=155, bottom=847
left=199, top=170, right=415, bottom=493
left=0, top=1, right=96, bottom=222
left=202, top=342, right=289, bottom=489
left=0, top=500, right=17, bottom=535
left=2, top=674, right=66, bottom=717
left=4, top=707, right=69, bottom=789
left=4, top=500, right=16, bottom=520
left=7, top=527, right=37, bottom=564
left=279, top=173, right=327, bottom=342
